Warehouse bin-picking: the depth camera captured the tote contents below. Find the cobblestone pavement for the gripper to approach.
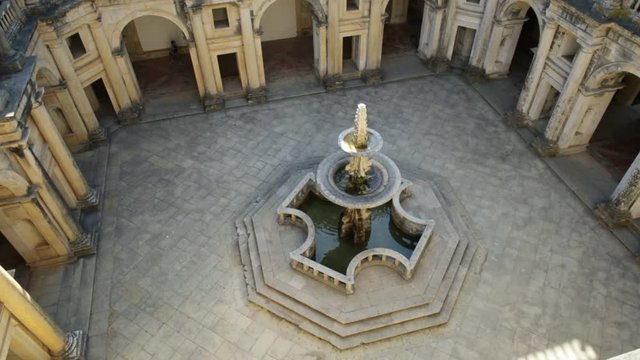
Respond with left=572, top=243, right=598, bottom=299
left=89, top=74, right=640, bottom=360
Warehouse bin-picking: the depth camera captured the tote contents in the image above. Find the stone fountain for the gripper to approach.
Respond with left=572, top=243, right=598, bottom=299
left=236, top=103, right=479, bottom=349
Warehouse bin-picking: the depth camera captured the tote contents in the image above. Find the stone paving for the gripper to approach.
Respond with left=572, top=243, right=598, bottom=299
left=89, top=73, right=640, bottom=360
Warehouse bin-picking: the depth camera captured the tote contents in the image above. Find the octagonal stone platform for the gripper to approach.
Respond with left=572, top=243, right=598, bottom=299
left=236, top=163, right=480, bottom=349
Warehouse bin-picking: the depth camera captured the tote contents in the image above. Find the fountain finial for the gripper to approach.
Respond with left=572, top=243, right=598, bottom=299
left=354, top=104, right=368, bottom=149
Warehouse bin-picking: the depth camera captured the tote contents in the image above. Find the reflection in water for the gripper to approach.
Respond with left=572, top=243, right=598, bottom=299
left=297, top=193, right=420, bottom=274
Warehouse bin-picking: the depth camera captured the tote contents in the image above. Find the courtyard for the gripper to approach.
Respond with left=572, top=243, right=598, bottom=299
left=87, top=74, right=639, bottom=359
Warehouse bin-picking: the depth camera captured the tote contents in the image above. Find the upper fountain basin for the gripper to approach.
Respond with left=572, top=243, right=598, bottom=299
left=338, top=127, right=384, bottom=157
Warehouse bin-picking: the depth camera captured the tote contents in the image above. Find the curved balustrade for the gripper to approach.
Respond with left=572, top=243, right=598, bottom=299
left=279, top=173, right=435, bottom=295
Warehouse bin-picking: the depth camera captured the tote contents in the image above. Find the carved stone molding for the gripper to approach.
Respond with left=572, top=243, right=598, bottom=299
left=531, top=136, right=560, bottom=157
left=78, top=186, right=100, bottom=210
left=613, top=169, right=640, bottom=210
left=53, top=330, right=86, bottom=360
left=203, top=93, right=225, bottom=112
left=71, top=231, right=98, bottom=257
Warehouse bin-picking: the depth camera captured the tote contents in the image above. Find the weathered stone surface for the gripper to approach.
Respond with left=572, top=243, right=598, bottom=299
left=93, top=75, right=640, bottom=359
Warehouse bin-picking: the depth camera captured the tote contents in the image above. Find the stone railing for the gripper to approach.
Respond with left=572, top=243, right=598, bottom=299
left=279, top=173, right=435, bottom=295
left=0, top=0, right=26, bottom=43
left=391, top=181, right=432, bottom=236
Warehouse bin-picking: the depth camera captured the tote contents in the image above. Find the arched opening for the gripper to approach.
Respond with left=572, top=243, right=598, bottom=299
left=507, top=7, right=540, bottom=85
left=259, top=0, right=320, bottom=94
left=0, top=231, right=25, bottom=271
left=587, top=72, right=640, bottom=180
left=382, top=0, right=424, bottom=57
left=487, top=2, right=541, bottom=78
left=121, top=15, right=199, bottom=111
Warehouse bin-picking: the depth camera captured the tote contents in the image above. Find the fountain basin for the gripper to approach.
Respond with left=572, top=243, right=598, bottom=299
left=338, top=127, right=384, bottom=157
left=316, top=151, right=402, bottom=209
left=278, top=173, right=434, bottom=294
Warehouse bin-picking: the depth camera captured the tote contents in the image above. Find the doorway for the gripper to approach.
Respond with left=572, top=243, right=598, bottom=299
left=451, top=26, right=476, bottom=68
left=218, top=53, right=243, bottom=96
left=342, top=35, right=361, bottom=75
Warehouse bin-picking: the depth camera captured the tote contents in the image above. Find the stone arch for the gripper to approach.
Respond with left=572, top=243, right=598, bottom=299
left=496, top=0, right=543, bottom=34
left=34, top=66, right=60, bottom=87
left=584, top=62, right=640, bottom=89
left=110, top=10, right=191, bottom=49
left=253, top=0, right=326, bottom=30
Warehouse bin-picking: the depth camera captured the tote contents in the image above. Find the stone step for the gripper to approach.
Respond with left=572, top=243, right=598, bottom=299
left=242, top=211, right=474, bottom=340
left=239, top=212, right=477, bottom=349
left=248, top=181, right=464, bottom=324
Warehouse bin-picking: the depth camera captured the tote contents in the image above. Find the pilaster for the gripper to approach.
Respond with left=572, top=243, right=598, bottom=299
left=596, top=159, right=640, bottom=227
left=543, top=44, right=598, bottom=143
left=31, top=89, right=99, bottom=210
left=516, top=20, right=558, bottom=115
left=189, top=4, right=221, bottom=110
left=47, top=40, right=105, bottom=143
left=88, top=20, right=140, bottom=123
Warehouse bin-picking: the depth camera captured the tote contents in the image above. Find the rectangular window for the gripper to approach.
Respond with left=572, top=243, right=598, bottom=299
left=213, top=8, right=230, bottom=28
left=66, top=33, right=86, bottom=59
left=346, top=0, right=359, bottom=11
left=466, top=0, right=481, bottom=4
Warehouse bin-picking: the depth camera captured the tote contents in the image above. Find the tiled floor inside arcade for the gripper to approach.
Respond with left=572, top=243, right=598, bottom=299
left=88, top=74, right=640, bottom=360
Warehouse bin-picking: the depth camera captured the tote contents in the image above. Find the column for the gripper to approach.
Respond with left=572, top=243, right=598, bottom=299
left=314, top=18, right=328, bottom=79
left=556, top=85, right=619, bottom=151
left=596, top=155, right=640, bottom=226
left=543, top=44, right=597, bottom=143
left=31, top=91, right=98, bottom=209
left=188, top=41, right=205, bottom=97
left=0, top=266, right=85, bottom=359
left=113, top=46, right=142, bottom=104
left=469, top=0, right=500, bottom=68
left=47, top=40, right=104, bottom=141
left=516, top=21, right=558, bottom=115
left=89, top=21, right=136, bottom=120
left=324, top=0, right=342, bottom=89
left=483, top=21, right=506, bottom=76
left=51, top=83, right=89, bottom=144
left=239, top=5, right=266, bottom=103
left=190, top=5, right=221, bottom=109
left=364, top=0, right=385, bottom=84
left=483, top=18, right=527, bottom=77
